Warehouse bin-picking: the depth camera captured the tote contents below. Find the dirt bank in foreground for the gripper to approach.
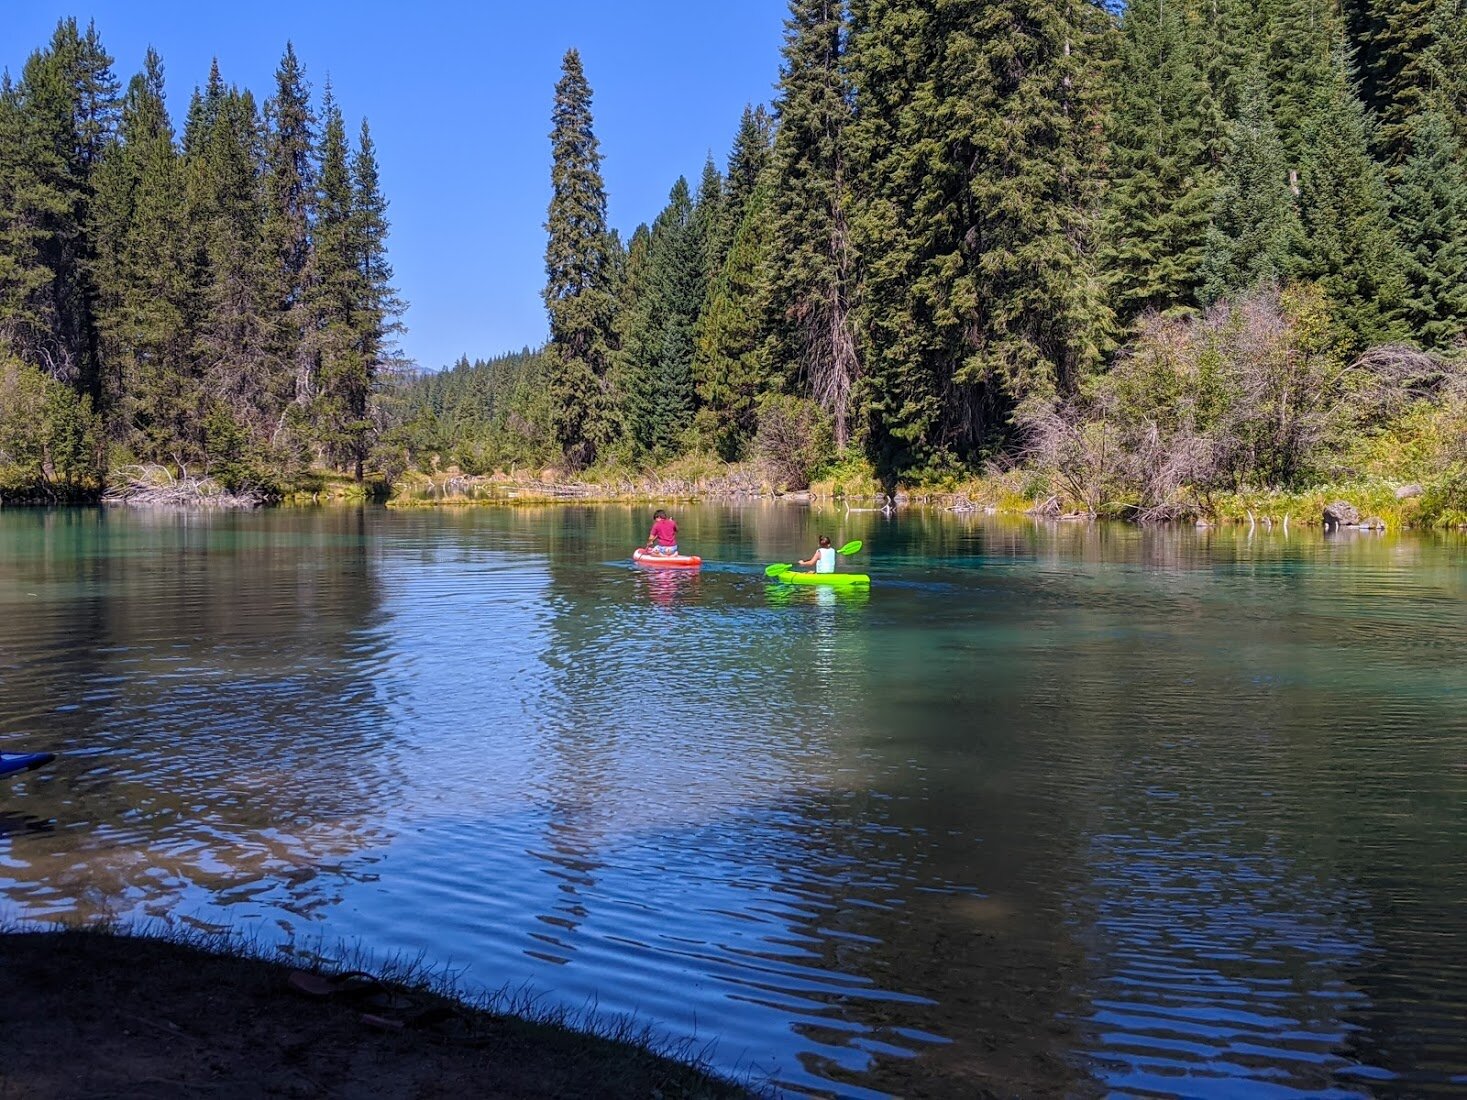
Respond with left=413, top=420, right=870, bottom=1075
left=0, top=930, right=748, bottom=1099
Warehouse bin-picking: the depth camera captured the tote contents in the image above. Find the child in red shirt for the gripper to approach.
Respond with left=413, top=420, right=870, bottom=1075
left=646, top=509, right=678, bottom=555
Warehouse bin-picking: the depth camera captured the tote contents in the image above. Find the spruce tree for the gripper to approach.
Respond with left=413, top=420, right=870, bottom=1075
left=182, top=60, right=225, bottom=161
left=0, top=19, right=118, bottom=402
left=309, top=88, right=368, bottom=475
left=702, top=106, right=774, bottom=287
left=1200, top=63, right=1301, bottom=303
left=262, top=42, right=317, bottom=408
left=1422, top=0, right=1467, bottom=150
left=1291, top=50, right=1407, bottom=350
left=764, top=0, right=859, bottom=449
left=1194, top=0, right=1266, bottom=132
left=850, top=0, right=1111, bottom=472
left=0, top=72, right=63, bottom=371
left=348, top=118, right=404, bottom=477
left=55, top=18, right=119, bottom=406
left=1344, top=0, right=1453, bottom=164
left=188, top=77, right=275, bottom=447
left=691, top=107, right=775, bottom=453
left=621, top=178, right=702, bottom=456
left=694, top=179, right=772, bottom=459
left=723, top=104, right=774, bottom=233
left=542, top=49, right=617, bottom=468
left=90, top=47, right=193, bottom=455
left=1264, top=0, right=1346, bottom=171
left=692, top=155, right=725, bottom=288
left=1393, top=110, right=1467, bottom=352
left=1101, top=0, right=1218, bottom=325
left=609, top=223, right=652, bottom=442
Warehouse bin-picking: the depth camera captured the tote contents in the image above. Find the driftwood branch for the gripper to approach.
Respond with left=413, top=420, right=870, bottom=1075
left=103, top=464, right=266, bottom=509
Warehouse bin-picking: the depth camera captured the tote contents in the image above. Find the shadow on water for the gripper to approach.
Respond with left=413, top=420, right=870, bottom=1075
left=0, top=507, right=401, bottom=927
left=1, top=504, right=1464, bottom=1095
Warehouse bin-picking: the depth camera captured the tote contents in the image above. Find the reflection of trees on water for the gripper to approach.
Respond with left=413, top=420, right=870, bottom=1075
left=981, top=516, right=1467, bottom=1093
left=0, top=509, right=112, bottom=738
left=739, top=512, right=1466, bottom=1094
left=0, top=507, right=400, bottom=927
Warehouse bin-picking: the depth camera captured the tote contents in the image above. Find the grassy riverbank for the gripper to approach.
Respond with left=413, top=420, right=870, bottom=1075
left=380, top=454, right=1467, bottom=530
left=0, top=926, right=749, bottom=1099
left=11, top=440, right=1463, bottom=532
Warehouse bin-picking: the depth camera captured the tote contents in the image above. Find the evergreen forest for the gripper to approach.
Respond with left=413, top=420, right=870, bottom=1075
left=4, top=4, right=1466, bottom=523
left=0, top=22, right=400, bottom=499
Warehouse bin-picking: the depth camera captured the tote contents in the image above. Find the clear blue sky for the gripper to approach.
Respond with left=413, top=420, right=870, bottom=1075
left=6, top=1, right=791, bottom=369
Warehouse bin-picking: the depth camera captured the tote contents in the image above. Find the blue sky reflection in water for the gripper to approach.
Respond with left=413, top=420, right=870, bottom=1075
left=0, top=506, right=1464, bottom=1096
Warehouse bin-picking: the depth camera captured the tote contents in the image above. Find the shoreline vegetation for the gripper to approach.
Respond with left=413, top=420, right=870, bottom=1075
left=381, top=452, right=1467, bottom=532
left=5, top=453, right=1466, bottom=532
left=0, top=925, right=750, bottom=1099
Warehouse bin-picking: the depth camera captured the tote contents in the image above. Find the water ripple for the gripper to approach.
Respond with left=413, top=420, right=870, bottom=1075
left=0, top=508, right=1463, bottom=1096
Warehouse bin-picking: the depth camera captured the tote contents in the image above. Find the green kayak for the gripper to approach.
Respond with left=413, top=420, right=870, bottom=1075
left=768, top=565, right=870, bottom=587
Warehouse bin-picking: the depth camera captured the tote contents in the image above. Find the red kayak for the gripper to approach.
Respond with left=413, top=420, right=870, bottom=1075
left=633, top=548, right=702, bottom=568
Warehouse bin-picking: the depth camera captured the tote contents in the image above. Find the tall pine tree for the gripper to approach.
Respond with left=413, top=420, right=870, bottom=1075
left=694, top=178, right=773, bottom=459
left=1194, top=0, right=1267, bottom=125
left=262, top=42, right=317, bottom=409
left=1101, top=0, right=1218, bottom=325
left=348, top=118, right=404, bottom=476
left=0, top=19, right=118, bottom=402
left=763, top=0, right=859, bottom=449
left=1343, top=0, right=1457, bottom=165
left=1291, top=49, right=1407, bottom=350
left=309, top=88, right=367, bottom=475
left=851, top=0, right=1111, bottom=474
left=1422, top=0, right=1467, bottom=151
left=188, top=73, right=275, bottom=448
left=1392, top=110, right=1467, bottom=352
left=691, top=155, right=725, bottom=288
left=542, top=49, right=617, bottom=468
left=1200, top=63, right=1301, bottom=303
left=610, top=222, right=651, bottom=444
left=691, top=106, right=776, bottom=458
left=90, top=47, right=193, bottom=455
left=1264, top=0, right=1346, bottom=171
left=718, top=104, right=774, bottom=257
left=621, top=178, right=702, bottom=456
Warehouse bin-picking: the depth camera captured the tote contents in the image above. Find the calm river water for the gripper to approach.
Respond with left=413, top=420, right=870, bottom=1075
left=1, top=504, right=1464, bottom=1096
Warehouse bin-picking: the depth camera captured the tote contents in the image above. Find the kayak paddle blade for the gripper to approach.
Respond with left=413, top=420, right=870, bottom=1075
left=837, top=539, right=862, bottom=555
left=765, top=562, right=793, bottom=577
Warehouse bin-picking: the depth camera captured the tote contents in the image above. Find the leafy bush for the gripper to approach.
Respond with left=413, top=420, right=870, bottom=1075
left=755, top=393, right=832, bottom=490
left=810, top=453, right=883, bottom=498
left=1417, top=465, right=1467, bottom=528
left=1024, top=286, right=1447, bottom=519
left=0, top=357, right=104, bottom=498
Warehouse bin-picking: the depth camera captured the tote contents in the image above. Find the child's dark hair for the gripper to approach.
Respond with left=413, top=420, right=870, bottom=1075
left=819, top=535, right=831, bottom=547
left=654, top=509, right=667, bottom=519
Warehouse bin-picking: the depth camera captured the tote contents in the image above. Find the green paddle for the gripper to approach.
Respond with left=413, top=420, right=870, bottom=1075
left=764, top=540, right=862, bottom=577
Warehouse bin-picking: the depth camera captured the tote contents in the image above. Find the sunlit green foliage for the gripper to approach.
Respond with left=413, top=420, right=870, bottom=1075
left=3, top=6, right=1464, bottom=512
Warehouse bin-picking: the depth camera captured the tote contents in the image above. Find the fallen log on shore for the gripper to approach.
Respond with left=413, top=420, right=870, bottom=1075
left=103, top=464, right=268, bottom=509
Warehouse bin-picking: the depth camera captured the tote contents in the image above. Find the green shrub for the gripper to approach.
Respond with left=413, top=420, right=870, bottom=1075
left=755, top=394, right=831, bottom=490
left=1417, top=465, right=1467, bottom=528
left=0, top=357, right=104, bottom=498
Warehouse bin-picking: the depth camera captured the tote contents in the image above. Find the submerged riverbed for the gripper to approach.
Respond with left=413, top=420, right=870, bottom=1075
left=1, top=504, right=1464, bottom=1096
